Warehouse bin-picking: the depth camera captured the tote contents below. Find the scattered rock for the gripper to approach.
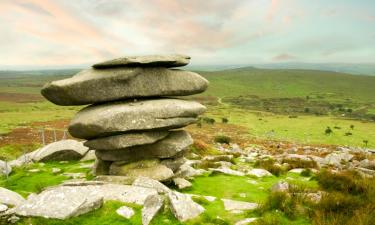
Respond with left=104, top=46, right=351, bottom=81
left=0, top=160, right=11, bottom=176
left=270, top=181, right=289, bottom=192
left=289, top=168, right=304, bottom=174
left=133, top=177, right=170, bottom=194
left=247, top=169, right=273, bottom=177
left=142, top=194, right=164, bottom=225
left=0, top=187, right=25, bottom=207
left=80, top=150, right=97, bottom=161
left=210, top=167, right=245, bottom=176
left=93, top=54, right=190, bottom=68
left=222, top=199, right=258, bottom=211
left=52, top=168, right=61, bottom=174
left=235, top=218, right=257, bottom=225
left=323, top=152, right=354, bottom=167
left=175, top=164, right=206, bottom=178
left=173, top=178, right=192, bottom=189
left=116, top=206, right=134, bottom=219
left=168, top=191, right=205, bottom=222
left=32, top=140, right=89, bottom=162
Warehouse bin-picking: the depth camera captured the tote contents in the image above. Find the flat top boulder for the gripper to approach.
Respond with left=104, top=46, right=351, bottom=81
left=69, top=99, right=205, bottom=139
left=93, top=54, right=190, bottom=68
left=41, top=67, right=208, bottom=106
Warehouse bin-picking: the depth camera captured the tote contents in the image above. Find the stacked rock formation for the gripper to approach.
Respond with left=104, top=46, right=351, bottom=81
left=41, top=54, right=208, bottom=182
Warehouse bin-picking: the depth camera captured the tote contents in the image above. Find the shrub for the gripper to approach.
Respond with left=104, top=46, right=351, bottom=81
left=202, top=117, right=216, bottom=124
left=254, top=159, right=285, bottom=177
left=214, top=135, right=231, bottom=144
left=325, top=127, right=333, bottom=135
left=282, top=158, right=318, bottom=170
left=301, top=168, right=312, bottom=177
left=221, top=117, right=229, bottom=123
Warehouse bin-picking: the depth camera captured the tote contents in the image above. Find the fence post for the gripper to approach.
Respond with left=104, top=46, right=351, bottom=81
left=40, top=129, right=46, bottom=146
left=53, top=130, right=57, bottom=142
left=62, top=130, right=67, bottom=140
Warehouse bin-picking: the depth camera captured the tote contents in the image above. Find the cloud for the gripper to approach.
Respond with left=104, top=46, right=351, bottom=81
left=272, top=53, right=296, bottom=61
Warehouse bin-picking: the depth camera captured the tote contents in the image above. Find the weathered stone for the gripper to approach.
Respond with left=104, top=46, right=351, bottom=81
left=116, top=206, right=134, bottom=219
left=93, top=158, right=111, bottom=176
left=222, top=199, right=258, bottom=211
left=210, top=167, right=245, bottom=176
left=0, top=187, right=25, bottom=207
left=15, top=183, right=158, bottom=219
left=161, top=157, right=186, bottom=172
left=85, top=131, right=169, bottom=150
left=93, top=54, right=190, bottom=69
left=0, top=204, right=8, bottom=212
left=80, top=150, right=97, bottom=161
left=247, top=169, right=273, bottom=178
left=69, top=99, right=205, bottom=139
left=142, top=194, right=164, bottom=225
left=32, top=140, right=89, bottom=162
left=0, top=160, right=11, bottom=176
left=109, top=159, right=174, bottom=182
left=323, top=152, right=354, bottom=167
left=94, top=175, right=133, bottom=185
left=173, top=178, right=192, bottom=189
left=9, top=151, right=37, bottom=168
left=270, top=181, right=289, bottom=192
left=235, top=218, right=257, bottom=225
left=174, top=164, right=206, bottom=178
left=42, top=68, right=208, bottom=106
left=168, top=191, right=204, bottom=222
left=132, top=177, right=170, bottom=194
left=96, top=131, right=192, bottom=161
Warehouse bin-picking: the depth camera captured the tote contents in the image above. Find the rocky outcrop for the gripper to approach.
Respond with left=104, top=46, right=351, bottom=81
left=42, top=54, right=207, bottom=184
left=32, top=140, right=89, bottom=162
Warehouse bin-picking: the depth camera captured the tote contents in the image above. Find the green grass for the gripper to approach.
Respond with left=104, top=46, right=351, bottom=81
left=0, top=101, right=79, bottom=134
left=205, top=105, right=375, bottom=148
left=0, top=161, right=93, bottom=196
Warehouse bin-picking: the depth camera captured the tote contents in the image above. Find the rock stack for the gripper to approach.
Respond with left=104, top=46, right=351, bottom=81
left=41, top=54, right=208, bottom=182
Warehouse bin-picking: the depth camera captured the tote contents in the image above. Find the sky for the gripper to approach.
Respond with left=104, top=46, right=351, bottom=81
left=0, top=0, right=374, bottom=69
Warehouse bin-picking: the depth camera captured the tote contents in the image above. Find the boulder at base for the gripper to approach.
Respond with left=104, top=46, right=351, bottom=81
left=41, top=67, right=208, bottom=106
left=32, top=140, right=89, bottom=162
left=93, top=54, right=190, bottom=68
left=69, top=99, right=206, bottom=139
left=109, top=159, right=174, bottom=182
left=95, top=130, right=192, bottom=162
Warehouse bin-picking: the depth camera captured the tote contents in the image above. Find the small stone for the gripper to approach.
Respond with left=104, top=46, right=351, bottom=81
left=173, top=178, right=192, bottom=189
left=0, top=160, right=12, bottom=176
left=168, top=191, right=205, bottom=222
left=52, top=168, right=61, bottom=174
left=247, top=169, right=273, bottom=178
left=235, top=218, right=257, bottom=225
left=0, top=204, right=8, bottom=212
left=142, top=194, right=164, bottom=225
left=270, top=181, right=289, bottom=192
left=210, top=167, right=245, bottom=176
left=28, top=169, right=40, bottom=173
left=116, top=206, right=134, bottom=219
left=222, top=199, right=258, bottom=211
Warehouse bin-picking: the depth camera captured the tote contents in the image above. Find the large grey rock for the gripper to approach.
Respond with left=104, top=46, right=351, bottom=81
left=32, top=140, right=89, bottom=162
left=85, top=131, right=169, bottom=150
left=96, top=131, right=192, bottom=161
left=109, top=159, right=174, bottom=182
left=142, top=194, right=164, bottom=225
left=15, top=183, right=158, bottom=219
left=173, top=178, right=192, bottom=189
left=168, top=191, right=204, bottom=222
left=161, top=157, right=186, bottom=172
left=247, top=169, right=273, bottom=178
left=133, top=177, right=170, bottom=194
left=69, top=99, right=205, bottom=139
left=0, top=187, right=25, bottom=207
left=210, top=167, right=245, bottom=176
left=93, top=54, right=190, bottom=68
left=323, top=152, right=354, bottom=167
left=42, top=68, right=208, bottom=106
left=0, top=160, right=11, bottom=176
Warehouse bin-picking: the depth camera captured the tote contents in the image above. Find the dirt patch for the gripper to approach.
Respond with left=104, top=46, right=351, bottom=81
left=0, top=119, right=73, bottom=147
left=0, top=92, right=43, bottom=103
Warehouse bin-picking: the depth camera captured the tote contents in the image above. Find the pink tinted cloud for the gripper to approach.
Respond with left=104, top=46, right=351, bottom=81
left=272, top=53, right=296, bottom=61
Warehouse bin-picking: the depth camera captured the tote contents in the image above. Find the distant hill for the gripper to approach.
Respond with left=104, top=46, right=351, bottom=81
left=198, top=67, right=375, bottom=103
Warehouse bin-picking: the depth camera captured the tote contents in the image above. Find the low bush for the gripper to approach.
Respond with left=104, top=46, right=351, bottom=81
left=300, top=168, right=312, bottom=177
left=282, top=158, right=318, bottom=170
left=254, top=159, right=285, bottom=177
left=214, top=135, right=231, bottom=144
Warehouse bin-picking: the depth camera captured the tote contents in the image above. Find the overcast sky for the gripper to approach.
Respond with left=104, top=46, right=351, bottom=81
left=0, top=0, right=374, bottom=69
